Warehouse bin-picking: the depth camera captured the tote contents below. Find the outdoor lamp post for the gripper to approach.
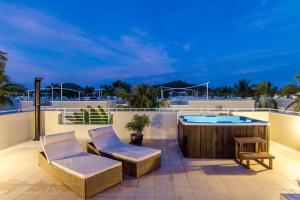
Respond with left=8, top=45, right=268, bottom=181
left=34, top=77, right=43, bottom=141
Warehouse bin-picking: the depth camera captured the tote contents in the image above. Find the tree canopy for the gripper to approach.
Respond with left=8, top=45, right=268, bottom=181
left=0, top=51, right=26, bottom=107
left=128, top=84, right=159, bottom=108
left=233, top=79, right=253, bottom=98
left=254, top=81, right=278, bottom=98
left=280, top=84, right=299, bottom=97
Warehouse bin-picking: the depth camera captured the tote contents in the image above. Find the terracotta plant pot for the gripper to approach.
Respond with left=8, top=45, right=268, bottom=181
left=130, top=133, right=143, bottom=145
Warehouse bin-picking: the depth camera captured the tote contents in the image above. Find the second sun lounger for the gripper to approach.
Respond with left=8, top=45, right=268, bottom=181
left=87, top=126, right=161, bottom=178
left=39, top=131, right=122, bottom=199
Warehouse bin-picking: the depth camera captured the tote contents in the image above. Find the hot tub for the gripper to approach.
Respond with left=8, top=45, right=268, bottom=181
left=178, top=115, right=269, bottom=158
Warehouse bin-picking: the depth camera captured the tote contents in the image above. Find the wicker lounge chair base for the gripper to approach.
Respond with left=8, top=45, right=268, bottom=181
left=38, top=151, right=122, bottom=199
left=87, top=142, right=161, bottom=178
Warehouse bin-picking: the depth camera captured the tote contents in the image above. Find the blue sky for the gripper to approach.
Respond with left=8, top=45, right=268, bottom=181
left=0, top=0, right=300, bottom=88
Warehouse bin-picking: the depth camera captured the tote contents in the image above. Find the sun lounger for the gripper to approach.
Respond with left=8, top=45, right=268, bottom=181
left=87, top=126, right=161, bottom=178
left=38, top=131, right=122, bottom=199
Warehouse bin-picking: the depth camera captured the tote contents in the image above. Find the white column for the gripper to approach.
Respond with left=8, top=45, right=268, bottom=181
left=206, top=82, right=209, bottom=99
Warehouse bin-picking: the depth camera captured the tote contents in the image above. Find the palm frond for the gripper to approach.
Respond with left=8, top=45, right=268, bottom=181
left=0, top=51, right=7, bottom=71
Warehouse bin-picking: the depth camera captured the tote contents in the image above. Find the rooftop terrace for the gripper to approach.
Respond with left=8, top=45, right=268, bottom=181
left=1, top=139, right=300, bottom=200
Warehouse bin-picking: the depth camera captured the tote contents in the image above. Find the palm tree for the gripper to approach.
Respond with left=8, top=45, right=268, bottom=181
left=280, top=84, right=299, bottom=97
left=213, top=86, right=233, bottom=98
left=296, top=74, right=300, bottom=81
left=254, top=81, right=278, bottom=98
left=0, top=50, right=7, bottom=71
left=84, top=86, right=95, bottom=97
left=286, top=73, right=300, bottom=111
left=220, top=86, right=233, bottom=98
left=0, top=51, right=26, bottom=107
left=253, top=81, right=278, bottom=109
left=101, top=84, right=114, bottom=97
left=112, top=80, right=131, bottom=93
left=233, top=79, right=253, bottom=98
left=129, top=84, right=159, bottom=108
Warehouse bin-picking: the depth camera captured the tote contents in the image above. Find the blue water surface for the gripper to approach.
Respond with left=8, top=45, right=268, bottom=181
left=180, top=115, right=259, bottom=123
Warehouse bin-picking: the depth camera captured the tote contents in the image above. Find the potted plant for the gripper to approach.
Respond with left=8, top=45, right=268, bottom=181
left=125, top=114, right=150, bottom=145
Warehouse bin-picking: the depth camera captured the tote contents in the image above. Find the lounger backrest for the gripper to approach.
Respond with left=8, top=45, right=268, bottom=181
left=40, top=131, right=83, bottom=163
left=88, top=126, right=122, bottom=150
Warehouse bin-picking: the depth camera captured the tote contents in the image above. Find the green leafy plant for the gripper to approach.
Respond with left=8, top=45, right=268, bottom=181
left=257, top=95, right=278, bottom=109
left=125, top=114, right=151, bottom=135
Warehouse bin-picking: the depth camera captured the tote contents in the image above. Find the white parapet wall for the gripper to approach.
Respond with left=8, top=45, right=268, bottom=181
left=21, top=100, right=117, bottom=110
left=170, top=99, right=255, bottom=109
left=43, top=110, right=178, bottom=140
left=20, top=101, right=33, bottom=110
left=188, top=99, right=255, bottom=108
left=233, top=111, right=300, bottom=152
left=43, top=111, right=104, bottom=139
left=51, top=100, right=117, bottom=109
left=2, top=109, right=300, bottom=152
left=269, top=112, right=300, bottom=152
left=0, top=111, right=35, bottom=150
left=112, top=111, right=178, bottom=140
left=232, top=111, right=269, bottom=121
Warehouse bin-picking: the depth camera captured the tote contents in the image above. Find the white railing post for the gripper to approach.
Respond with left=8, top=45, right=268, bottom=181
left=63, top=108, right=65, bottom=124
left=60, top=83, right=63, bottom=101
left=107, top=108, right=110, bottom=124
left=88, top=108, right=91, bottom=125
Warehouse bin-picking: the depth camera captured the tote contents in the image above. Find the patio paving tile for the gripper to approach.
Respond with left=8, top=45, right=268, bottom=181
left=0, top=139, right=299, bottom=199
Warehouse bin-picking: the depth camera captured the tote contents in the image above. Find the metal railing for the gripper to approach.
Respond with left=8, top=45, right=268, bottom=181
left=1, top=107, right=299, bottom=124
left=62, top=108, right=112, bottom=125
left=58, top=107, right=300, bottom=125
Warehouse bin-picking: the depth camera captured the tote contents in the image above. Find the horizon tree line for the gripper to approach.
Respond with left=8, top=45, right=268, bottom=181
left=0, top=50, right=299, bottom=110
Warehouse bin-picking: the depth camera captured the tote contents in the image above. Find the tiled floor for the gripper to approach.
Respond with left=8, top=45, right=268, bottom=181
left=0, top=140, right=300, bottom=200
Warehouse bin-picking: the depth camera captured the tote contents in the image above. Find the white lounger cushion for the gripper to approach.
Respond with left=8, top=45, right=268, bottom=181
left=119, top=144, right=161, bottom=156
left=43, top=131, right=75, bottom=146
left=52, top=152, right=121, bottom=179
left=102, top=145, right=161, bottom=162
left=88, top=127, right=161, bottom=162
left=41, top=131, right=84, bottom=162
left=89, top=126, right=122, bottom=149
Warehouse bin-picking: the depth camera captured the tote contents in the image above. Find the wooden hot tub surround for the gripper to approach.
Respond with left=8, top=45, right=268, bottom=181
left=178, top=119, right=269, bottom=159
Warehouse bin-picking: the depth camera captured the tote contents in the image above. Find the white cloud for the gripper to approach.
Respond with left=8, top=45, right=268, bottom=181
left=182, top=43, right=193, bottom=51
left=0, top=2, right=174, bottom=85
left=132, top=27, right=148, bottom=37
left=241, top=0, right=300, bottom=31
left=174, top=42, right=194, bottom=51
left=0, top=2, right=110, bottom=58
left=85, top=35, right=175, bottom=80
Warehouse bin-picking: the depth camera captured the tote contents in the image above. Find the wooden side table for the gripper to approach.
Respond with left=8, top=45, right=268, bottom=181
left=234, top=137, right=267, bottom=160
left=234, top=137, right=275, bottom=169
